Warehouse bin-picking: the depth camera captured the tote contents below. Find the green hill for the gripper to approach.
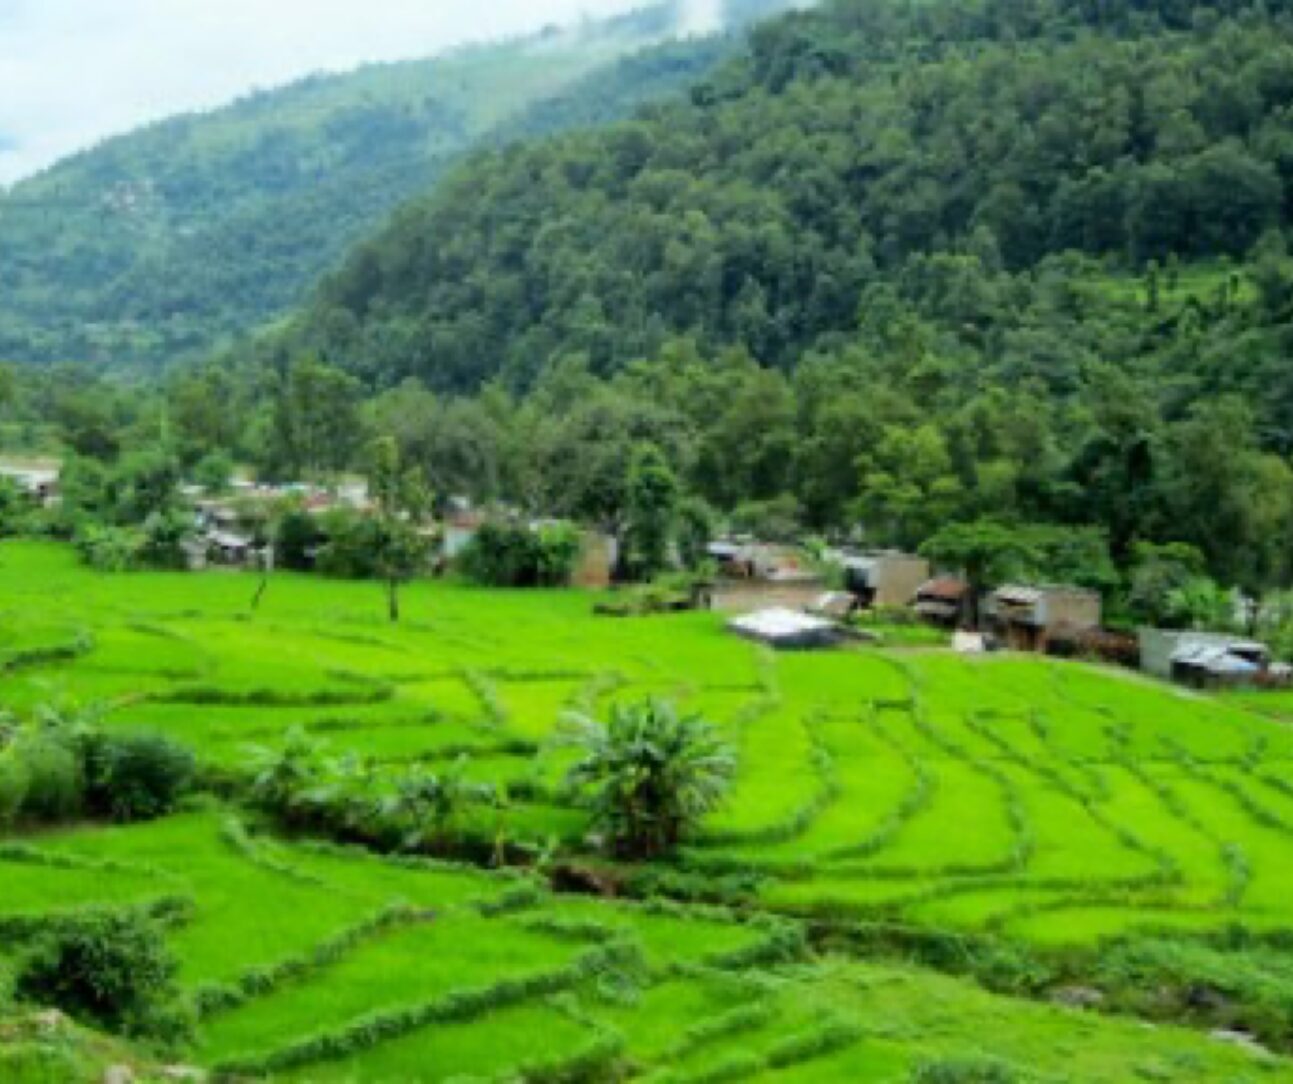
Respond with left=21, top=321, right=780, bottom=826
left=0, top=1, right=799, bottom=371
left=286, top=0, right=1293, bottom=396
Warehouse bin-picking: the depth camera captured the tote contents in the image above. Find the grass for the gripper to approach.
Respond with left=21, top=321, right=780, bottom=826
left=7, top=541, right=1293, bottom=1078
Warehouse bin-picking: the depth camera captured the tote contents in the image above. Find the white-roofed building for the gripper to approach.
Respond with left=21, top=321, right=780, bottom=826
left=728, top=608, right=842, bottom=650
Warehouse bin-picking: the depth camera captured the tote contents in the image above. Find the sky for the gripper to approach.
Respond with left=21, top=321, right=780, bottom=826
left=0, top=0, right=712, bottom=185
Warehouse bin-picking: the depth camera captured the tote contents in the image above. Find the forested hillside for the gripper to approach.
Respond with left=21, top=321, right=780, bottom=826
left=0, top=0, right=797, bottom=370
left=298, top=0, right=1293, bottom=393
left=123, top=0, right=1283, bottom=605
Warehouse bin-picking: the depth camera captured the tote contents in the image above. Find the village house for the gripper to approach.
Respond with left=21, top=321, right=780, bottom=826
left=841, top=552, right=930, bottom=609
left=1138, top=629, right=1287, bottom=689
left=987, top=584, right=1102, bottom=653
left=0, top=466, right=60, bottom=507
left=707, top=539, right=825, bottom=614
left=190, top=499, right=272, bottom=570
left=914, top=577, right=970, bottom=627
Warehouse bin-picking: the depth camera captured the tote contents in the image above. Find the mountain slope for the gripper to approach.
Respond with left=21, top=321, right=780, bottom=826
left=285, top=0, right=1293, bottom=393
left=0, top=0, right=799, bottom=370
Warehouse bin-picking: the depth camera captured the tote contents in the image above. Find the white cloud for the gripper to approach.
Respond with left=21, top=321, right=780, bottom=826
left=0, top=0, right=650, bottom=184
left=678, top=0, right=724, bottom=35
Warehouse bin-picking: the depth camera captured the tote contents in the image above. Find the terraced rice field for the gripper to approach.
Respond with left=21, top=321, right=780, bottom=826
left=4, top=541, right=1293, bottom=1079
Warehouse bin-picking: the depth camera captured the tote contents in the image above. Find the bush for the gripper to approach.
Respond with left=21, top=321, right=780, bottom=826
left=16, top=912, right=189, bottom=1041
left=461, top=521, right=581, bottom=587
left=0, top=747, right=30, bottom=826
left=75, top=524, right=145, bottom=572
left=11, top=729, right=84, bottom=822
left=560, top=698, right=736, bottom=859
left=83, top=732, right=196, bottom=823
left=912, top=1057, right=1021, bottom=1083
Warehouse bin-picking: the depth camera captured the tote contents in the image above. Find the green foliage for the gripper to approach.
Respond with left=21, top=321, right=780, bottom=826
left=378, top=762, right=500, bottom=851
left=560, top=698, right=736, bottom=858
left=626, top=443, right=681, bottom=581
left=82, top=732, right=196, bottom=823
left=15, top=911, right=187, bottom=1042
left=9, top=727, right=85, bottom=823
left=0, top=745, right=30, bottom=827
left=460, top=521, right=582, bottom=588
left=191, top=452, right=234, bottom=494
left=912, top=1057, right=1021, bottom=1083
left=294, top=0, right=1293, bottom=394
left=677, top=497, right=716, bottom=572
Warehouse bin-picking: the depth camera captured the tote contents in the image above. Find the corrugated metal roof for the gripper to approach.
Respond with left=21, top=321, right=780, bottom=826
left=1171, top=643, right=1259, bottom=673
left=995, top=585, right=1043, bottom=606
left=917, top=578, right=967, bottom=603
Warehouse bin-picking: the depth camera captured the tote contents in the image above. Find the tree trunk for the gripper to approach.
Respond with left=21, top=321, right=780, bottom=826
left=388, top=579, right=400, bottom=624
left=251, top=575, right=269, bottom=613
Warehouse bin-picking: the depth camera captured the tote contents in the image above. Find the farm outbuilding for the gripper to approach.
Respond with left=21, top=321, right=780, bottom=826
left=842, top=552, right=931, bottom=609
left=988, top=585, right=1102, bottom=653
left=1139, top=629, right=1276, bottom=689
left=914, top=578, right=969, bottom=626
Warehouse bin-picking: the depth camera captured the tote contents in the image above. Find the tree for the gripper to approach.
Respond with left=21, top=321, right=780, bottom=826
left=920, top=520, right=1035, bottom=627
left=559, top=698, right=735, bottom=859
left=263, top=355, right=363, bottom=480
left=677, top=495, right=716, bottom=571
left=1126, top=542, right=1208, bottom=627
left=857, top=425, right=964, bottom=550
left=192, top=451, right=234, bottom=494
left=369, top=435, right=430, bottom=622
left=625, top=444, right=680, bottom=581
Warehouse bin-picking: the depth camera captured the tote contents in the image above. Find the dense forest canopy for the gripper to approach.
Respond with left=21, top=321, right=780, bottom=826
left=289, top=0, right=1293, bottom=394
left=0, top=0, right=799, bottom=371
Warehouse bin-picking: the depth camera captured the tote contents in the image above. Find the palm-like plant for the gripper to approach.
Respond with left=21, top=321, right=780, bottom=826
left=559, top=698, right=736, bottom=859
left=244, top=727, right=327, bottom=822
left=379, top=759, right=497, bottom=852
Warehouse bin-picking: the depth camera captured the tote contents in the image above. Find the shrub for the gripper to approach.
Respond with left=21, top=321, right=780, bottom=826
left=83, top=732, right=196, bottom=823
left=16, top=912, right=188, bottom=1041
left=461, top=521, right=581, bottom=587
left=560, top=698, right=736, bottom=859
left=912, top=1057, right=1021, bottom=1083
left=11, top=728, right=84, bottom=822
left=73, top=524, right=144, bottom=572
left=0, top=746, right=30, bottom=826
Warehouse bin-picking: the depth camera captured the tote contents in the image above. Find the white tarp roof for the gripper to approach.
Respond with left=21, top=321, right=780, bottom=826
left=728, top=608, right=839, bottom=649
left=209, top=531, right=252, bottom=550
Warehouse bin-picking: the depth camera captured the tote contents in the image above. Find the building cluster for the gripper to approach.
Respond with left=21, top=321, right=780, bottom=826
left=715, top=539, right=1288, bottom=691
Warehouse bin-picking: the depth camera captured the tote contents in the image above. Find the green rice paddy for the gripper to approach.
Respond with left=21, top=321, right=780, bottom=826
left=3, top=541, right=1293, bottom=1079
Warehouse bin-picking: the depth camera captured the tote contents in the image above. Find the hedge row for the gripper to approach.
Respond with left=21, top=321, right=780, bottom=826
left=0, top=842, right=170, bottom=880
left=210, top=938, right=641, bottom=1077
left=461, top=670, right=509, bottom=729
left=152, top=679, right=392, bottom=708
left=218, top=816, right=330, bottom=888
left=0, top=895, right=193, bottom=945
left=644, top=1017, right=861, bottom=1084
left=194, top=903, right=420, bottom=1018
